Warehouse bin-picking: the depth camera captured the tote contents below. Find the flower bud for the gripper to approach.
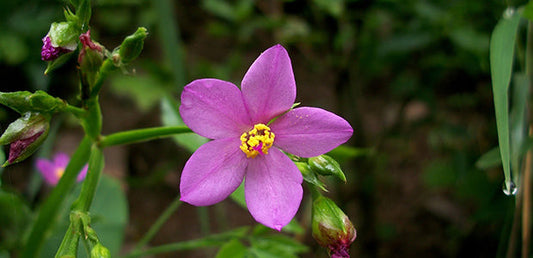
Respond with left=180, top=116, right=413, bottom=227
left=116, top=27, right=147, bottom=64
left=0, top=90, right=67, bottom=115
left=41, top=22, right=79, bottom=61
left=90, top=243, right=111, bottom=258
left=308, top=155, right=346, bottom=182
left=0, top=113, right=50, bottom=166
left=312, top=195, right=356, bottom=258
left=78, top=30, right=104, bottom=88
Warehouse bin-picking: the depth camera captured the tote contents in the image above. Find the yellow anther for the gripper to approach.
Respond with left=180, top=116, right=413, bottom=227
left=240, top=123, right=275, bottom=158
left=55, top=168, right=65, bottom=178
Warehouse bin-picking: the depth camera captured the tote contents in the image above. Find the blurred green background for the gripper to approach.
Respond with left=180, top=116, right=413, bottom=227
left=0, top=0, right=522, bottom=257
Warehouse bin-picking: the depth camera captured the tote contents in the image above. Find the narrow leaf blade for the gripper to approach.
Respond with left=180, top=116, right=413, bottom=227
left=489, top=9, right=520, bottom=186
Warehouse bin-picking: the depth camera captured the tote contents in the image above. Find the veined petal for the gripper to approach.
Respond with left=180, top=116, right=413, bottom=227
left=270, top=107, right=353, bottom=157
left=241, top=45, right=296, bottom=124
left=180, top=79, right=252, bottom=139
left=245, top=148, right=303, bottom=230
left=180, top=138, right=248, bottom=206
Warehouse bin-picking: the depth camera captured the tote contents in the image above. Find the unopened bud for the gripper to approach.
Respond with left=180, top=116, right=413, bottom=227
left=0, top=90, right=66, bottom=115
left=41, top=22, right=79, bottom=61
left=78, top=30, right=104, bottom=87
left=308, top=155, right=346, bottom=182
left=312, top=196, right=356, bottom=258
left=116, top=27, right=147, bottom=64
left=90, top=243, right=110, bottom=258
left=0, top=113, right=50, bottom=166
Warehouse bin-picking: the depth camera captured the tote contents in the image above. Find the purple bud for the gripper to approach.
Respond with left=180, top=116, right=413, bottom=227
left=0, top=113, right=50, bottom=166
left=312, top=196, right=356, bottom=258
left=8, top=130, right=44, bottom=164
left=41, top=22, right=79, bottom=61
left=41, top=35, right=73, bottom=61
left=78, top=30, right=103, bottom=64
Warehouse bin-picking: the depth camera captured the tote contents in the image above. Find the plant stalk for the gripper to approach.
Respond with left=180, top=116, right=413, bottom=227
left=98, top=126, right=192, bottom=147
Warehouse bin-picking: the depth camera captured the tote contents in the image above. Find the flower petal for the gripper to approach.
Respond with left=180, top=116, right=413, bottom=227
left=54, top=152, right=70, bottom=168
left=180, top=79, right=252, bottom=139
left=241, top=45, right=296, bottom=124
left=36, top=159, right=58, bottom=185
left=270, top=107, right=353, bottom=157
left=77, top=164, right=88, bottom=182
left=180, top=137, right=248, bottom=206
left=244, top=148, right=303, bottom=230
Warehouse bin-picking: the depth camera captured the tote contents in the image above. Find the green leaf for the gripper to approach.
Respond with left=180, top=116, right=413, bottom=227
left=89, top=175, right=128, bottom=256
left=523, top=1, right=533, bottom=21
left=489, top=8, right=520, bottom=187
left=327, top=145, right=372, bottom=164
left=313, top=0, right=344, bottom=17
left=215, top=239, right=247, bottom=258
left=109, top=74, right=168, bottom=112
left=249, top=234, right=309, bottom=258
left=160, top=97, right=207, bottom=152
left=0, top=190, right=32, bottom=250
left=476, top=147, right=502, bottom=170
left=510, top=73, right=529, bottom=178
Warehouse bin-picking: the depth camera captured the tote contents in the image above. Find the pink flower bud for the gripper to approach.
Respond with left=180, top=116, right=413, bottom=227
left=312, top=196, right=356, bottom=258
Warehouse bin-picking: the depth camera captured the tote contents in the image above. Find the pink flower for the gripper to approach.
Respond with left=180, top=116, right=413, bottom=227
left=36, top=153, right=88, bottom=186
left=179, top=45, right=353, bottom=230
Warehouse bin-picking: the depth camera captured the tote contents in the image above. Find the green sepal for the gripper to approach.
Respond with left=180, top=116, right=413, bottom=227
left=48, top=22, right=79, bottom=50
left=308, top=155, right=347, bottom=182
left=116, top=27, right=148, bottom=64
left=295, top=162, right=328, bottom=192
left=0, top=90, right=67, bottom=114
left=45, top=51, right=74, bottom=75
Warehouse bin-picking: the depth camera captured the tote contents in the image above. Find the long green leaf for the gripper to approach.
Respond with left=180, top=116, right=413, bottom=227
left=489, top=9, right=520, bottom=188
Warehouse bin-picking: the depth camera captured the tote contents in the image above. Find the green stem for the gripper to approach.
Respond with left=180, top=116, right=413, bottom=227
left=90, top=59, right=117, bottom=99
left=55, top=212, right=83, bottom=257
left=123, top=227, right=249, bottom=258
left=73, top=145, right=105, bottom=212
left=99, top=126, right=192, bottom=147
left=66, top=104, right=86, bottom=117
left=22, top=136, right=92, bottom=258
left=132, top=195, right=182, bottom=252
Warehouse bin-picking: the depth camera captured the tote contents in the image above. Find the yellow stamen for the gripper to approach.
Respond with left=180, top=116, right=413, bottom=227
left=240, top=123, right=275, bottom=158
left=55, top=168, right=64, bottom=178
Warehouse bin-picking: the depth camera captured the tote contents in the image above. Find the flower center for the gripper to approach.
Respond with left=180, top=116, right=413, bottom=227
left=240, top=124, right=275, bottom=158
left=55, top=168, right=65, bottom=179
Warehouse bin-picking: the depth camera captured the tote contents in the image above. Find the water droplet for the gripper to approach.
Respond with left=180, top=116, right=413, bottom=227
left=502, top=181, right=518, bottom=196
left=504, top=7, right=516, bottom=19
